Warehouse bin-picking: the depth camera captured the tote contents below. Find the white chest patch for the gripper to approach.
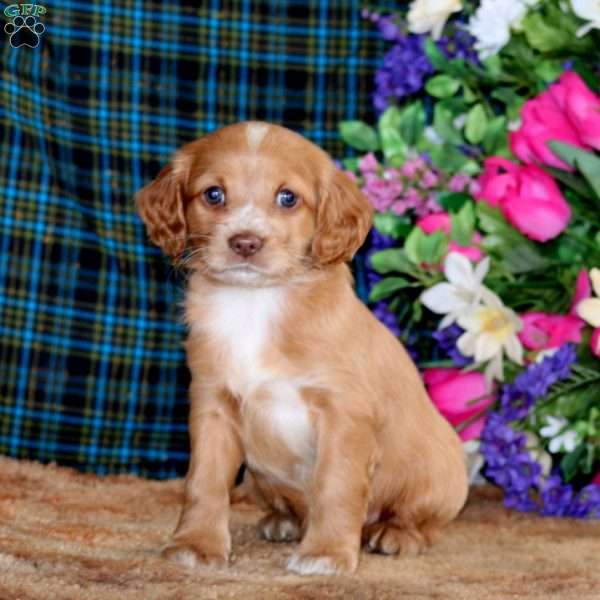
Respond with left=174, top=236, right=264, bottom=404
left=193, top=285, right=284, bottom=396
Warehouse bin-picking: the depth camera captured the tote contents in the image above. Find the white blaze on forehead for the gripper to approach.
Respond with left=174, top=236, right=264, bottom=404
left=246, top=122, right=270, bottom=152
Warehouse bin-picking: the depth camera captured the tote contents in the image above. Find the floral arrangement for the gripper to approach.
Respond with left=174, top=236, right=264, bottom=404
left=342, top=0, right=600, bottom=517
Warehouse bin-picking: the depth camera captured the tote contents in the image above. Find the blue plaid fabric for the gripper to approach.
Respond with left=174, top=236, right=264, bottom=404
left=0, top=0, right=393, bottom=478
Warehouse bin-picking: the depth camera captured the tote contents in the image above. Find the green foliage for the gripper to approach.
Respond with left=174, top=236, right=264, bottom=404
left=548, top=142, right=600, bottom=205
left=450, top=202, right=475, bottom=246
left=377, top=107, right=407, bottom=165
left=339, top=121, right=380, bottom=152
left=373, top=212, right=413, bottom=240
left=425, top=74, right=461, bottom=98
left=368, top=276, right=413, bottom=302
left=476, top=203, right=549, bottom=274
left=404, top=227, right=448, bottom=266
left=399, top=101, right=425, bottom=147
left=464, top=103, right=488, bottom=145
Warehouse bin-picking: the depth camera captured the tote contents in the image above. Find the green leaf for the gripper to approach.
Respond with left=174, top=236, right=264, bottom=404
left=560, top=443, right=586, bottom=483
left=465, top=103, right=488, bottom=145
left=429, top=144, right=469, bottom=173
left=450, top=202, right=475, bottom=246
left=399, top=101, right=425, bottom=147
left=522, top=12, right=571, bottom=53
left=369, top=248, right=416, bottom=275
left=339, top=121, right=380, bottom=152
left=482, top=55, right=502, bottom=79
left=462, top=84, right=477, bottom=104
left=377, top=107, right=407, bottom=163
left=425, top=74, right=461, bottom=99
left=404, top=227, right=423, bottom=264
left=543, top=165, right=597, bottom=202
left=534, top=59, right=563, bottom=83
left=373, top=212, right=413, bottom=240
left=476, top=203, right=549, bottom=274
left=490, top=88, right=525, bottom=122
left=482, top=116, right=508, bottom=155
left=368, top=276, right=412, bottom=302
left=438, top=192, right=471, bottom=212
left=548, top=141, right=600, bottom=201
left=423, top=38, right=448, bottom=71
left=419, top=230, right=448, bottom=265
left=433, top=99, right=467, bottom=145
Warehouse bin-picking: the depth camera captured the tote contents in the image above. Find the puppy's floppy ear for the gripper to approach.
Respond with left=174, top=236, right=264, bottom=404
left=312, top=170, right=373, bottom=265
left=136, top=158, right=188, bottom=260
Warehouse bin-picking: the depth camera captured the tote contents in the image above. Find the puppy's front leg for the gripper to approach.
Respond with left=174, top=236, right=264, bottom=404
left=288, top=405, right=376, bottom=576
left=163, top=386, right=243, bottom=568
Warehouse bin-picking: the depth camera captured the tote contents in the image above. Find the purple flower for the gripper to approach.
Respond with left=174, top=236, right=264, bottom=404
left=432, top=325, right=472, bottom=367
left=373, top=35, right=434, bottom=111
left=540, top=475, right=574, bottom=517
left=437, top=29, right=479, bottom=64
left=480, top=345, right=600, bottom=519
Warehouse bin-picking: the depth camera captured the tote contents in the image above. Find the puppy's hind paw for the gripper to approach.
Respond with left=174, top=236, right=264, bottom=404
left=363, top=522, right=427, bottom=557
left=258, top=512, right=301, bottom=543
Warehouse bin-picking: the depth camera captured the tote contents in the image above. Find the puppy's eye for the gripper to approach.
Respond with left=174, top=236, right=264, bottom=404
left=204, top=186, right=226, bottom=206
left=276, top=189, right=298, bottom=209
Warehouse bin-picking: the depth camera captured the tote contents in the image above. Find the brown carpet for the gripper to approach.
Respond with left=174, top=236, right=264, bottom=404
left=0, top=457, right=598, bottom=600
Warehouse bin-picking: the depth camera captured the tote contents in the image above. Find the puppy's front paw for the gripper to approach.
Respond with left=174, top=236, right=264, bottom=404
left=286, top=548, right=358, bottom=575
left=162, top=536, right=229, bottom=568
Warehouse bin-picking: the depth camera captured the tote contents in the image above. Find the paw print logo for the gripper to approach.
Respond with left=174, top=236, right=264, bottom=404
left=5, top=15, right=45, bottom=48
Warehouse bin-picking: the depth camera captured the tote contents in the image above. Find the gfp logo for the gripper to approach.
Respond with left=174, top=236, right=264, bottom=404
left=4, top=4, right=47, bottom=48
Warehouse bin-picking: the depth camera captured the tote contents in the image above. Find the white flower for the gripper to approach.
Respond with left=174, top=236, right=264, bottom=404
left=421, top=253, right=491, bottom=328
left=407, top=0, right=462, bottom=40
left=456, top=290, right=523, bottom=383
left=540, top=415, right=568, bottom=438
left=540, top=416, right=580, bottom=453
left=468, top=0, right=529, bottom=59
left=576, top=267, right=600, bottom=327
left=571, top=0, right=600, bottom=37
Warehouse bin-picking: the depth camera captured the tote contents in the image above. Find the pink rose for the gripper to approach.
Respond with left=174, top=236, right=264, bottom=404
left=593, top=472, right=600, bottom=486
left=423, top=368, right=495, bottom=441
left=560, top=71, right=600, bottom=151
left=591, top=328, right=600, bottom=359
left=417, top=212, right=451, bottom=235
left=477, top=159, right=571, bottom=242
left=476, top=157, right=519, bottom=209
left=510, top=88, right=588, bottom=170
left=518, top=312, right=585, bottom=351
left=417, top=212, right=484, bottom=262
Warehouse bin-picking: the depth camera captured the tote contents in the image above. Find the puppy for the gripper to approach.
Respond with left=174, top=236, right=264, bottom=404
left=137, top=121, right=468, bottom=575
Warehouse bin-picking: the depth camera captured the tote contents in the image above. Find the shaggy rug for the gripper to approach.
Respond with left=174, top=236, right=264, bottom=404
left=0, top=457, right=598, bottom=600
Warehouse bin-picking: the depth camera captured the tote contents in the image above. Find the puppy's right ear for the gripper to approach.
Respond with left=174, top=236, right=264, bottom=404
left=136, top=160, right=187, bottom=260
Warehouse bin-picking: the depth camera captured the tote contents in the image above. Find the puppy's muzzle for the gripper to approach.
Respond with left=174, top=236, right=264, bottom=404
left=228, top=233, right=264, bottom=258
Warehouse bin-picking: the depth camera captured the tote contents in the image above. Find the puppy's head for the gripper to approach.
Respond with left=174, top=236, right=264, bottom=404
left=136, top=122, right=372, bottom=286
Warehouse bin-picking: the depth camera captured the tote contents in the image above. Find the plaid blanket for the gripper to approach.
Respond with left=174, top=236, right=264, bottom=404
left=0, top=0, right=392, bottom=478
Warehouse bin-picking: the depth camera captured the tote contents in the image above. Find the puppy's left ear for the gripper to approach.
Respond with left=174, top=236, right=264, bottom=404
left=312, top=170, right=373, bottom=265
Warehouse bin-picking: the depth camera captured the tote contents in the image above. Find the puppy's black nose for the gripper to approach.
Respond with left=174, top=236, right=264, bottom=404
left=228, top=233, right=264, bottom=257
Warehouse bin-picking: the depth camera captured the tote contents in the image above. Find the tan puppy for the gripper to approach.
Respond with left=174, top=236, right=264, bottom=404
left=137, top=121, right=468, bottom=575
